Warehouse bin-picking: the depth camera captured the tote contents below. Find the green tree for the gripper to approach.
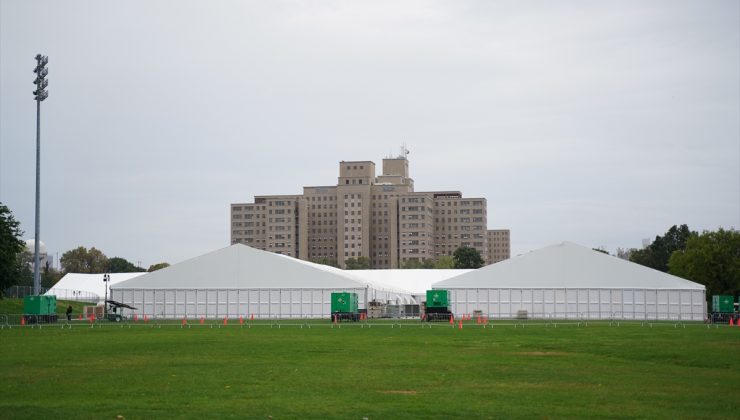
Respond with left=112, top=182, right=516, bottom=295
left=668, top=228, right=740, bottom=297
left=41, top=265, right=63, bottom=289
left=108, top=257, right=144, bottom=273
left=60, top=246, right=109, bottom=273
left=13, top=248, right=34, bottom=288
left=401, top=259, right=423, bottom=269
left=310, top=258, right=338, bottom=268
left=148, top=262, right=171, bottom=272
left=0, top=203, right=26, bottom=296
left=434, top=255, right=455, bottom=269
left=344, top=257, right=370, bottom=270
left=453, top=247, right=484, bottom=269
left=630, top=224, right=693, bottom=272
left=401, top=259, right=436, bottom=269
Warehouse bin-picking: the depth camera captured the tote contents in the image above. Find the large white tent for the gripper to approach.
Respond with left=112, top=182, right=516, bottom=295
left=432, top=242, right=706, bottom=321
left=111, top=244, right=415, bottom=319
left=46, top=273, right=145, bottom=302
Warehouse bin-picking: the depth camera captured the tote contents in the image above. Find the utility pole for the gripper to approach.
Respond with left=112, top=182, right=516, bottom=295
left=103, top=273, right=110, bottom=315
left=32, top=54, right=49, bottom=295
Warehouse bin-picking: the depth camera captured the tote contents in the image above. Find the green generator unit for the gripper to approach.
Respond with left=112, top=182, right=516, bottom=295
left=712, top=295, right=735, bottom=313
left=23, top=295, right=58, bottom=324
left=425, top=289, right=452, bottom=321
left=331, top=292, right=360, bottom=321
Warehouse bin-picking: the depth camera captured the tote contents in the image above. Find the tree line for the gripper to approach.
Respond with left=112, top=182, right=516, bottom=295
left=627, top=224, right=739, bottom=298
left=314, top=246, right=486, bottom=270
left=0, top=202, right=169, bottom=296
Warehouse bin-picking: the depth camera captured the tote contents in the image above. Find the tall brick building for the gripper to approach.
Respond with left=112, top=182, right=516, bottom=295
left=230, top=155, right=510, bottom=268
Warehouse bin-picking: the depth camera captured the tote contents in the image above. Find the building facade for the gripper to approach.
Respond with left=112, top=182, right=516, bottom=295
left=487, top=229, right=511, bottom=264
left=231, top=155, right=510, bottom=269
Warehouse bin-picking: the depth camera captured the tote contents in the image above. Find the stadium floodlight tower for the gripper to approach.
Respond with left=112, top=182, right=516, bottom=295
left=32, top=54, right=49, bottom=295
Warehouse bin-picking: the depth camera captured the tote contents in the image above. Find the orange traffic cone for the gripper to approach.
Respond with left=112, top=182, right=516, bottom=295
left=730, top=318, right=735, bottom=326
left=250, top=314, right=254, bottom=321
left=200, top=317, right=205, bottom=325
left=484, top=317, right=488, bottom=326
left=144, top=315, right=148, bottom=323
left=223, top=317, right=228, bottom=326
left=182, top=318, right=187, bottom=326
left=449, top=315, right=454, bottom=324
left=133, top=314, right=137, bottom=322
left=239, top=316, right=244, bottom=325
left=458, top=319, right=463, bottom=329
left=477, top=316, right=481, bottom=324
left=21, top=317, right=26, bottom=326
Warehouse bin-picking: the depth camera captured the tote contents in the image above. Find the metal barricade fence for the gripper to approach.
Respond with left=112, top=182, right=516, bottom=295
left=0, top=310, right=724, bottom=328
left=3, top=285, right=48, bottom=298
left=2, top=285, right=98, bottom=302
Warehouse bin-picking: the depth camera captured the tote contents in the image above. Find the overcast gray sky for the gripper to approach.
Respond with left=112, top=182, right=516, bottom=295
left=1, top=0, right=738, bottom=268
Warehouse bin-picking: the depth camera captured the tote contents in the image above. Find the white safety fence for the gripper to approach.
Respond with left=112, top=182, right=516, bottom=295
left=3, top=312, right=738, bottom=329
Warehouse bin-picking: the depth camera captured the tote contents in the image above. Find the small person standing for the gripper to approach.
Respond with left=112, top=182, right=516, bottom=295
left=66, top=305, right=73, bottom=321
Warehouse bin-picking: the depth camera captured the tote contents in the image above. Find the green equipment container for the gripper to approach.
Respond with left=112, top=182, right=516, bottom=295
left=712, top=295, right=734, bottom=313
left=331, top=292, right=358, bottom=314
left=23, top=295, right=58, bottom=324
left=24, top=295, right=57, bottom=315
left=426, top=290, right=450, bottom=309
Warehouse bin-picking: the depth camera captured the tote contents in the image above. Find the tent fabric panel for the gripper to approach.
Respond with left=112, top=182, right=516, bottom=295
left=440, top=287, right=705, bottom=321
left=110, top=287, right=379, bottom=319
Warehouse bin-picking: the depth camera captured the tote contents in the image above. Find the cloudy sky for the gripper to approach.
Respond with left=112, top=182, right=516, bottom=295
left=1, top=0, right=738, bottom=268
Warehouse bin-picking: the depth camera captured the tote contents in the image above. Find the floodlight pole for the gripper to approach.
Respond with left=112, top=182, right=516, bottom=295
left=32, top=54, right=49, bottom=296
left=103, top=274, right=109, bottom=315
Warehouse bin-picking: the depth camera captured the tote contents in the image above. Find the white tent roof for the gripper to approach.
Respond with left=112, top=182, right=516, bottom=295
left=433, top=242, right=705, bottom=290
left=113, top=244, right=405, bottom=291
left=281, top=255, right=412, bottom=293
left=47, top=272, right=145, bottom=299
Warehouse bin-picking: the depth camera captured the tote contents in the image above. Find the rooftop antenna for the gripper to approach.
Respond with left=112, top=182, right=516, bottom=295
left=400, top=143, right=410, bottom=159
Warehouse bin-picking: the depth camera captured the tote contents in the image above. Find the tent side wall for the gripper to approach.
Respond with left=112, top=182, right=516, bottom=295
left=442, top=288, right=706, bottom=321
left=110, top=287, right=409, bottom=319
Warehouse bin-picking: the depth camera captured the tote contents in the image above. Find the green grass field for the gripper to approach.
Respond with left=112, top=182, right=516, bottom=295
left=1, top=322, right=738, bottom=419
